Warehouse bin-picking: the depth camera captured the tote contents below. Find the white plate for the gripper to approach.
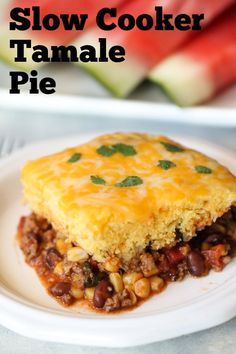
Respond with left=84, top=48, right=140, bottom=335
left=0, top=133, right=236, bottom=348
left=1, top=60, right=236, bottom=127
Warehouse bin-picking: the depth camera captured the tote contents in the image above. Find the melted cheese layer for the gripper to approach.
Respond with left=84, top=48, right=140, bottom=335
left=22, top=133, right=236, bottom=263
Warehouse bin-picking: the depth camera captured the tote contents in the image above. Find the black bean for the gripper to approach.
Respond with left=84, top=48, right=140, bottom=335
left=204, top=233, right=225, bottom=245
left=93, top=280, right=113, bottom=308
left=45, top=247, right=62, bottom=269
left=187, top=251, right=206, bottom=277
left=49, top=282, right=71, bottom=297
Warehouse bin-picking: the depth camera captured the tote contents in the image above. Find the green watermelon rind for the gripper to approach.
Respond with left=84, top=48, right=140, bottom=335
left=149, top=55, right=214, bottom=107
left=0, top=26, right=46, bottom=71
left=73, top=32, right=145, bottom=98
left=79, top=62, right=125, bottom=97
left=78, top=59, right=145, bottom=98
left=149, top=74, right=185, bottom=107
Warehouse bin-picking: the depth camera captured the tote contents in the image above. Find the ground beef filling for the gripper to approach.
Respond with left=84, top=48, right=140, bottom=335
left=17, top=208, right=236, bottom=312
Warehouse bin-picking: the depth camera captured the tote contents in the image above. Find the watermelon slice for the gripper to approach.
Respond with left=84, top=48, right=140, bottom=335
left=0, top=0, right=123, bottom=69
left=74, top=0, right=236, bottom=97
left=149, top=6, right=236, bottom=106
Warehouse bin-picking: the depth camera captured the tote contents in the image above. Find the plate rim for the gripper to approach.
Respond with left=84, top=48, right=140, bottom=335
left=0, top=88, right=236, bottom=127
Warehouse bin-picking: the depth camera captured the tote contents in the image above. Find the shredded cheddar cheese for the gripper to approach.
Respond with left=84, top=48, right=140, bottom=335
left=21, top=133, right=236, bottom=263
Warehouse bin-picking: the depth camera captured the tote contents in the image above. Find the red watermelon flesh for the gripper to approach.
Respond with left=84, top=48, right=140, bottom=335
left=75, top=0, right=236, bottom=96
left=118, top=0, right=236, bottom=67
left=149, top=5, right=236, bottom=106
left=180, top=7, right=236, bottom=90
left=7, top=0, right=124, bottom=45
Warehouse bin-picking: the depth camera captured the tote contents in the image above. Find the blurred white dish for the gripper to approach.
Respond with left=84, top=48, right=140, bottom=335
left=0, top=62, right=235, bottom=126
left=0, top=133, right=235, bottom=348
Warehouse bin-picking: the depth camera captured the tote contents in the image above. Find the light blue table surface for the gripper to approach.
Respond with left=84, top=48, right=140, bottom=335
left=0, top=106, right=235, bottom=354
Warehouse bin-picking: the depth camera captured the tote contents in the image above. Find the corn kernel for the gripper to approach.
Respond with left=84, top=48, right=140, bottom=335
left=71, top=287, right=84, bottom=300
left=134, top=278, right=150, bottom=299
left=222, top=256, right=231, bottom=265
left=142, top=266, right=159, bottom=278
left=123, top=272, right=143, bottom=289
left=179, top=244, right=190, bottom=256
left=150, top=276, right=165, bottom=293
left=85, top=287, right=95, bottom=300
left=53, top=261, right=63, bottom=275
left=129, top=290, right=137, bottom=305
left=124, top=284, right=134, bottom=293
left=67, top=247, right=89, bottom=263
left=65, top=239, right=73, bottom=247
left=109, top=273, right=124, bottom=293
left=56, top=239, right=68, bottom=255
left=104, top=258, right=120, bottom=272
left=71, top=273, right=80, bottom=283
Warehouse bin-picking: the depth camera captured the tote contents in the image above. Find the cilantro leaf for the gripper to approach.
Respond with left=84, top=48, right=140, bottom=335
left=97, top=145, right=115, bottom=157
left=158, top=160, right=176, bottom=170
left=112, top=143, right=137, bottom=156
left=195, top=166, right=212, bottom=174
left=67, top=153, right=81, bottom=163
left=160, top=141, right=184, bottom=152
left=115, top=176, right=143, bottom=188
left=90, top=175, right=106, bottom=185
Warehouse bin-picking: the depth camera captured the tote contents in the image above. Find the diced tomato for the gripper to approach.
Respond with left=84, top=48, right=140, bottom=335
left=177, top=7, right=236, bottom=93
left=165, top=246, right=185, bottom=265
left=202, top=244, right=227, bottom=271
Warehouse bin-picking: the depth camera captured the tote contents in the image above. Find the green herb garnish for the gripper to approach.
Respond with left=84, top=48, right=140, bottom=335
left=67, top=153, right=81, bottom=163
left=90, top=175, right=106, bottom=185
left=195, top=166, right=212, bottom=174
left=115, top=176, right=143, bottom=188
left=112, top=143, right=137, bottom=156
left=97, top=143, right=137, bottom=157
left=160, top=142, right=184, bottom=152
left=96, top=145, right=115, bottom=157
left=158, top=160, right=176, bottom=170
